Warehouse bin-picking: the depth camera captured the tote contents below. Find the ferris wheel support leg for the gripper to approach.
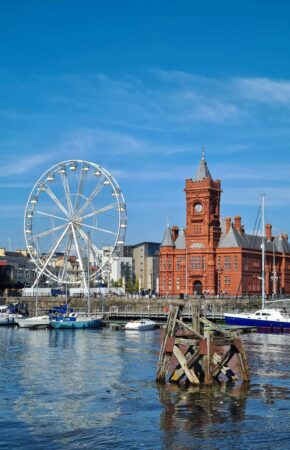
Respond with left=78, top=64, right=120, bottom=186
left=71, top=224, right=88, bottom=290
left=32, top=224, right=70, bottom=288
left=76, top=226, right=102, bottom=268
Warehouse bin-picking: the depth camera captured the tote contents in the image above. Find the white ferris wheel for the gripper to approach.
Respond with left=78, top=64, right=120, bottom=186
left=24, top=160, right=127, bottom=288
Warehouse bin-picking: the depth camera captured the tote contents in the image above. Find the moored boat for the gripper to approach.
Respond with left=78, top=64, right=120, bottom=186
left=15, top=315, right=50, bottom=328
left=50, top=312, right=102, bottom=329
left=0, top=305, right=23, bottom=325
left=224, top=308, right=290, bottom=330
left=125, top=319, right=156, bottom=331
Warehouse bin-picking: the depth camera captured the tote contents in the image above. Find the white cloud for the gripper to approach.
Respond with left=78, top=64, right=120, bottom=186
left=234, top=77, right=290, bottom=104
left=0, top=153, right=55, bottom=178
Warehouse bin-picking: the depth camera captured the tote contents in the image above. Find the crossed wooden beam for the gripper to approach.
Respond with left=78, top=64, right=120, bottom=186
left=156, top=305, right=250, bottom=386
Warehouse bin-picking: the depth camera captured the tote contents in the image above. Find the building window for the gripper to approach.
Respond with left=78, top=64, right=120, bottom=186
left=168, top=277, right=172, bottom=290
left=162, top=257, right=166, bottom=271
left=190, top=256, right=201, bottom=270
left=217, top=256, right=221, bottom=271
left=168, top=257, right=172, bottom=270
left=234, top=256, right=238, bottom=270
left=176, top=257, right=180, bottom=271
left=202, top=256, right=206, bottom=270
left=176, top=276, right=180, bottom=290
left=224, top=276, right=231, bottom=287
left=224, top=256, right=231, bottom=270
left=162, top=277, right=166, bottom=290
left=193, top=225, right=202, bottom=235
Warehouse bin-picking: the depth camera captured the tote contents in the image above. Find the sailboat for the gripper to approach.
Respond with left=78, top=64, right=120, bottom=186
left=0, top=304, right=23, bottom=326
left=50, top=233, right=102, bottom=330
left=224, top=195, right=290, bottom=330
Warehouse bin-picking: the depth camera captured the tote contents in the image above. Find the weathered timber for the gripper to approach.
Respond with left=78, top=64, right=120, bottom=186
left=156, top=303, right=250, bottom=386
left=169, top=346, right=199, bottom=383
left=232, top=332, right=250, bottom=382
left=201, top=330, right=213, bottom=385
left=172, top=345, right=200, bottom=385
left=200, top=317, right=231, bottom=336
left=175, top=319, right=203, bottom=339
left=156, top=305, right=179, bottom=381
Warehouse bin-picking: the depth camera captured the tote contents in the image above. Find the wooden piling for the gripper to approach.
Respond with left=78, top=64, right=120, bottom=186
left=156, top=303, right=250, bottom=386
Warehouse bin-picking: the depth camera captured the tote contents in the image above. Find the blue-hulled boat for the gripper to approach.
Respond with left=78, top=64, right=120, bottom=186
left=224, top=308, right=290, bottom=330
left=50, top=311, right=102, bottom=329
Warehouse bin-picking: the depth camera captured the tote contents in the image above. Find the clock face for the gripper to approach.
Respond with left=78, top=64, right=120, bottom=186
left=194, top=202, right=203, bottom=213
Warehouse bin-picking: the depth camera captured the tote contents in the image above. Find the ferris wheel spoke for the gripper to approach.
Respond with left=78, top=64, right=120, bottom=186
left=33, top=223, right=68, bottom=240
left=60, top=171, right=74, bottom=217
left=74, top=163, right=88, bottom=213
left=43, top=185, right=71, bottom=219
left=71, top=223, right=88, bottom=289
left=32, top=224, right=70, bottom=287
left=82, top=223, right=118, bottom=235
left=59, top=230, right=74, bottom=282
left=76, top=226, right=102, bottom=267
left=34, top=210, right=69, bottom=222
left=77, top=176, right=106, bottom=217
left=81, top=202, right=117, bottom=221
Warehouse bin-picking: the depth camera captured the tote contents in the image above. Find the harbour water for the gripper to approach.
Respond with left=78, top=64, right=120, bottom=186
left=1, top=327, right=290, bottom=449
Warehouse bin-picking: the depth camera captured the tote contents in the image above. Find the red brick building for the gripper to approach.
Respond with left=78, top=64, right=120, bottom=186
left=159, top=152, right=290, bottom=297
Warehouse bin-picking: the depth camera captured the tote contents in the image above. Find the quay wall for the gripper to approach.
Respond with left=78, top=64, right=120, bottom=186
left=0, top=295, right=264, bottom=316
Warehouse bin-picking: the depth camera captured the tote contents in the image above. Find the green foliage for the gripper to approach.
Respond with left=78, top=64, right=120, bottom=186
left=125, top=279, right=139, bottom=293
left=111, top=278, right=123, bottom=288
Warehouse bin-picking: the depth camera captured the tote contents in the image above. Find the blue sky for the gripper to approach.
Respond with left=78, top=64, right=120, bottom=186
left=1, top=0, right=290, bottom=248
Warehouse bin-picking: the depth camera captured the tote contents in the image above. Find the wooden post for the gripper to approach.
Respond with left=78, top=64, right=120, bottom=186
left=156, top=305, right=179, bottom=382
left=232, top=332, right=250, bottom=382
left=202, top=330, right=213, bottom=385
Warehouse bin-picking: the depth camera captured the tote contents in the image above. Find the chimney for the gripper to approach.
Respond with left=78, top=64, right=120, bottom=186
left=171, top=225, right=179, bottom=242
left=225, top=217, right=231, bottom=234
left=234, top=216, right=242, bottom=234
left=265, top=224, right=272, bottom=241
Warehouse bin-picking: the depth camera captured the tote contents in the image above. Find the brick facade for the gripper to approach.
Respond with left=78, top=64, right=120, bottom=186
left=159, top=156, right=290, bottom=297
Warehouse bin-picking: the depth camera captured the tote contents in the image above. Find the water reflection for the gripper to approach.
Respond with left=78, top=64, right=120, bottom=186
left=13, top=328, right=124, bottom=440
left=158, top=382, right=249, bottom=448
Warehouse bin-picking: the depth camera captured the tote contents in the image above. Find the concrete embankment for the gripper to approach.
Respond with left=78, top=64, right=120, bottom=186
left=0, top=295, right=262, bottom=317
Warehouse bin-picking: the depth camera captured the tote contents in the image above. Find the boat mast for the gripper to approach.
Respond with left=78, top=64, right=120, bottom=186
left=261, top=194, right=265, bottom=309
left=87, top=231, right=91, bottom=316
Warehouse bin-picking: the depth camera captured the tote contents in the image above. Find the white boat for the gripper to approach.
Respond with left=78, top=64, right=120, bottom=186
left=224, top=308, right=290, bottom=329
left=0, top=313, right=23, bottom=325
left=15, top=315, right=50, bottom=328
left=224, top=195, right=290, bottom=331
left=125, top=319, right=156, bottom=331
left=0, top=305, right=23, bottom=325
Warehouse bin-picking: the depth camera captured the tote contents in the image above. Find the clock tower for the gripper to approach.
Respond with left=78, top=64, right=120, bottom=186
left=185, top=150, right=222, bottom=250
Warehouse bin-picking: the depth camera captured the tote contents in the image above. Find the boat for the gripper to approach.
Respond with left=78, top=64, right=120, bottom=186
left=15, top=315, right=50, bottom=328
left=224, top=308, right=290, bottom=330
left=0, top=305, right=23, bottom=326
left=50, top=234, right=103, bottom=330
left=50, top=311, right=102, bottom=329
left=125, top=319, right=156, bottom=331
left=224, top=194, right=290, bottom=331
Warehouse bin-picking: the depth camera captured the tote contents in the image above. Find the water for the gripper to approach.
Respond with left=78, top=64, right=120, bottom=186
left=1, top=328, right=290, bottom=450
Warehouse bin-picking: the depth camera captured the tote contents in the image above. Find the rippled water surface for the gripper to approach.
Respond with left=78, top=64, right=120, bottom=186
left=1, top=327, right=290, bottom=449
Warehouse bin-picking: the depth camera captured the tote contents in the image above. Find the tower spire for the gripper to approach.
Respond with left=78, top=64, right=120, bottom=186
left=194, top=146, right=212, bottom=181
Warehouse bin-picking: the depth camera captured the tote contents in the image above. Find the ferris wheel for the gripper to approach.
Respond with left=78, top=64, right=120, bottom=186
left=24, top=160, right=127, bottom=288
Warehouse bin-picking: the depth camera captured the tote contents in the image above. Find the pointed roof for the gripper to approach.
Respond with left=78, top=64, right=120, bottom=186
left=161, top=225, right=174, bottom=247
left=218, top=220, right=290, bottom=252
left=175, top=229, right=185, bottom=249
left=194, top=147, right=212, bottom=181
